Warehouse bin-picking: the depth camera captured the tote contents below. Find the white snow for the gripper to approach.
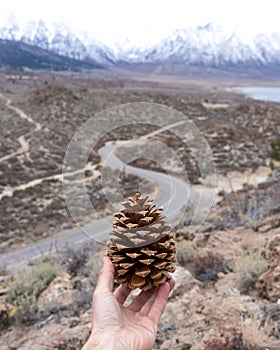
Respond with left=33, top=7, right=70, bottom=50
left=1, top=17, right=280, bottom=67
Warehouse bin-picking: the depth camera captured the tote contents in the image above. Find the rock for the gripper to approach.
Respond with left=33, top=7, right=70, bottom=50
left=170, top=266, right=202, bottom=299
left=192, top=232, right=210, bottom=247
left=256, top=232, right=280, bottom=301
left=199, top=223, right=215, bottom=233
left=215, top=273, right=239, bottom=297
left=241, top=231, right=266, bottom=251
left=55, top=323, right=90, bottom=350
left=269, top=234, right=280, bottom=251
left=175, top=228, right=195, bottom=241
left=217, top=272, right=225, bottom=279
left=0, top=275, right=11, bottom=296
left=258, top=224, right=272, bottom=233
left=160, top=338, right=192, bottom=350
left=0, top=302, right=14, bottom=330
left=37, top=272, right=74, bottom=315
left=61, top=222, right=70, bottom=230
left=256, top=258, right=280, bottom=302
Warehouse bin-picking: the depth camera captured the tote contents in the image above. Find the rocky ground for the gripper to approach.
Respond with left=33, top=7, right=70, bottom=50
left=0, top=70, right=280, bottom=349
left=0, top=180, right=280, bottom=349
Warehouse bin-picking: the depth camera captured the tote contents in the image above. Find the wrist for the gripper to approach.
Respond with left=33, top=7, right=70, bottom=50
left=82, top=334, right=124, bottom=350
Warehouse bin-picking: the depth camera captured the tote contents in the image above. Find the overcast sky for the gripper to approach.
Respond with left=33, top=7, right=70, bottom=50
left=1, top=0, right=280, bottom=45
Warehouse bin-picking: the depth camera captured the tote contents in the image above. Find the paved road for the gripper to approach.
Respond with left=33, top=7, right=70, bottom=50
left=1, top=141, right=196, bottom=272
left=99, top=141, right=194, bottom=222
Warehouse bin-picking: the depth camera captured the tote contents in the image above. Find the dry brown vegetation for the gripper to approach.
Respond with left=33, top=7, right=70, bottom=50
left=0, top=71, right=279, bottom=252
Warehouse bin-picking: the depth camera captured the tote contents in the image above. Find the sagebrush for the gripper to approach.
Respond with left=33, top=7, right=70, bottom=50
left=176, top=239, right=198, bottom=267
left=190, top=251, right=228, bottom=282
left=7, top=262, right=60, bottom=324
left=233, top=251, right=268, bottom=294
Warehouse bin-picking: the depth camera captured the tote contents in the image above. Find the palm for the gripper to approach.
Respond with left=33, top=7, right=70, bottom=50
left=93, top=284, right=172, bottom=350
left=104, top=308, right=157, bottom=350
left=83, top=257, right=175, bottom=350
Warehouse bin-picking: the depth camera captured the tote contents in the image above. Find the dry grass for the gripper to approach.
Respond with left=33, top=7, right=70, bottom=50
left=233, top=251, right=269, bottom=294
left=176, top=239, right=198, bottom=267
left=7, top=262, right=60, bottom=324
left=57, top=241, right=102, bottom=277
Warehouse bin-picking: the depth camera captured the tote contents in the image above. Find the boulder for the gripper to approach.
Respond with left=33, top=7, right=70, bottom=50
left=37, top=272, right=74, bottom=315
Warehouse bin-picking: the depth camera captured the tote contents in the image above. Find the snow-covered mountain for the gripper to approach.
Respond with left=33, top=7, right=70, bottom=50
left=1, top=17, right=280, bottom=69
left=0, top=39, right=102, bottom=70
left=0, top=17, right=116, bottom=65
left=114, top=23, right=280, bottom=67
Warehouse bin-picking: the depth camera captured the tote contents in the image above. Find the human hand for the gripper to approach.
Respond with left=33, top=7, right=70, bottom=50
left=82, top=256, right=175, bottom=350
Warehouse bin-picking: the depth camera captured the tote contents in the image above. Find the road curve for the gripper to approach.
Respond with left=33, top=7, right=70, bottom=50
left=1, top=141, right=195, bottom=272
left=99, top=141, right=195, bottom=222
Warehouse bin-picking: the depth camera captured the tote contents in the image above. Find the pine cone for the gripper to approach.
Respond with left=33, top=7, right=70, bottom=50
left=107, top=193, right=176, bottom=291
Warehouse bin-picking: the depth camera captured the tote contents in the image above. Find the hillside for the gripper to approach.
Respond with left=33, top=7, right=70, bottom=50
left=0, top=72, right=279, bottom=349
left=0, top=39, right=103, bottom=70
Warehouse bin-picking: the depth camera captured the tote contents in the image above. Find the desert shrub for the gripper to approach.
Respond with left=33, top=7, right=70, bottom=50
left=233, top=251, right=268, bottom=294
left=176, top=205, right=195, bottom=228
left=58, top=241, right=102, bottom=277
left=7, top=262, right=60, bottom=324
left=270, top=139, right=280, bottom=162
left=216, top=180, right=280, bottom=230
left=176, top=240, right=198, bottom=267
left=0, top=264, right=8, bottom=275
left=204, top=331, right=262, bottom=350
left=264, top=181, right=280, bottom=214
left=260, top=304, right=280, bottom=339
left=57, top=254, right=103, bottom=316
left=190, top=251, right=228, bottom=282
left=62, top=245, right=89, bottom=276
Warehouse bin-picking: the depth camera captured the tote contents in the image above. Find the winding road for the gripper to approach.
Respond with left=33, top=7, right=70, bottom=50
left=1, top=141, right=197, bottom=273
left=0, top=96, right=200, bottom=272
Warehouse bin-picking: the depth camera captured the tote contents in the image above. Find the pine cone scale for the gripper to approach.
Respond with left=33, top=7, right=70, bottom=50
left=107, top=193, right=176, bottom=291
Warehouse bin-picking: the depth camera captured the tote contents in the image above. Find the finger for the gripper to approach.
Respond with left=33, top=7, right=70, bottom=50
left=167, top=277, right=176, bottom=291
left=94, top=256, right=115, bottom=294
left=127, top=288, right=156, bottom=312
left=140, top=278, right=175, bottom=316
left=113, top=285, right=131, bottom=304
left=147, top=282, right=172, bottom=324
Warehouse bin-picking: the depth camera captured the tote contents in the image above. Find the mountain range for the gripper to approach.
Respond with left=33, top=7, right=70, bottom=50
left=0, top=39, right=102, bottom=71
left=123, top=24, right=280, bottom=67
left=0, top=17, right=115, bottom=66
left=1, top=17, right=280, bottom=72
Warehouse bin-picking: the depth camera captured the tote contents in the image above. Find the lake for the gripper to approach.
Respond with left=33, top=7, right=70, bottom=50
left=236, top=86, right=280, bottom=103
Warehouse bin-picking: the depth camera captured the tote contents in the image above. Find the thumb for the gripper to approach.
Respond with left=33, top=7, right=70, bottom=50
left=95, top=256, right=115, bottom=293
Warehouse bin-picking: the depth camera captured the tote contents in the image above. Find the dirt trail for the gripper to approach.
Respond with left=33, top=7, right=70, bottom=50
left=0, top=163, right=100, bottom=201
left=0, top=119, right=188, bottom=201
left=0, top=92, right=42, bottom=163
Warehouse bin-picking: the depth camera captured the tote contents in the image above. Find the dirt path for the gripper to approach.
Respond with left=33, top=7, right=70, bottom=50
left=140, top=120, right=187, bottom=139
left=0, top=163, right=100, bottom=201
left=0, top=93, right=100, bottom=200
left=0, top=119, right=187, bottom=201
left=0, top=92, right=42, bottom=163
